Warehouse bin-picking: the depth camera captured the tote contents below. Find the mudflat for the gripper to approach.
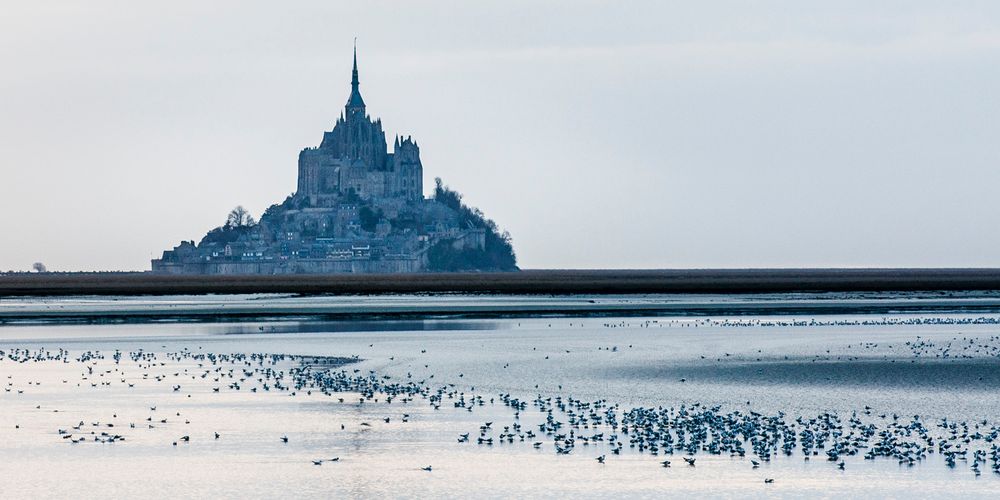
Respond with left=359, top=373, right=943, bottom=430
left=4, top=268, right=1000, bottom=296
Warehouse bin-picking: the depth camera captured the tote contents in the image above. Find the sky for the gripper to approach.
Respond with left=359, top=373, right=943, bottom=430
left=1, top=1, right=999, bottom=271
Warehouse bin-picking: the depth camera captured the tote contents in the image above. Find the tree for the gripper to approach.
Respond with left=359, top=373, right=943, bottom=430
left=430, top=178, right=518, bottom=271
left=32, top=262, right=47, bottom=273
left=359, top=206, right=383, bottom=233
left=434, top=177, right=462, bottom=211
left=225, top=206, right=256, bottom=229
left=261, top=194, right=297, bottom=222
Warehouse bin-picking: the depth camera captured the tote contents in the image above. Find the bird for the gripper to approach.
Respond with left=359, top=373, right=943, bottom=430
left=421, top=465, right=432, bottom=472
left=281, top=435, right=289, bottom=443
left=683, top=457, right=696, bottom=466
left=596, top=455, right=605, bottom=464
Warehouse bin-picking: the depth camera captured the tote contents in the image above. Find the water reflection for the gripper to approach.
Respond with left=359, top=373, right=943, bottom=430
left=221, top=319, right=507, bottom=336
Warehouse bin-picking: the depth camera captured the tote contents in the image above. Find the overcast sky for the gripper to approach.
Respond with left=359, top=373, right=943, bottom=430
left=1, top=1, right=998, bottom=271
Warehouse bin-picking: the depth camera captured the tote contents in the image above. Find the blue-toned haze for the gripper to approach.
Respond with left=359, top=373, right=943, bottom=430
left=0, top=1, right=998, bottom=270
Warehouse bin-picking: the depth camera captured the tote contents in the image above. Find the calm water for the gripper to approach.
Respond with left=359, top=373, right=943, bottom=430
left=1, top=294, right=999, bottom=498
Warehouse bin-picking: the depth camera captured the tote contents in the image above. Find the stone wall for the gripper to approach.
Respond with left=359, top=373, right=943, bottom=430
left=152, top=257, right=423, bottom=275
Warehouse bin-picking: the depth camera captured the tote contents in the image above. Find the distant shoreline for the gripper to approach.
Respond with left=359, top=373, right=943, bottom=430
left=3, top=269, right=1000, bottom=297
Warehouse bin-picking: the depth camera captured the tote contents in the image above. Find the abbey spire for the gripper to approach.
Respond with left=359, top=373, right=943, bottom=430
left=346, top=41, right=366, bottom=117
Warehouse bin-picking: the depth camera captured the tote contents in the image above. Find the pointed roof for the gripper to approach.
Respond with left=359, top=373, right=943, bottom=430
left=347, top=41, right=365, bottom=109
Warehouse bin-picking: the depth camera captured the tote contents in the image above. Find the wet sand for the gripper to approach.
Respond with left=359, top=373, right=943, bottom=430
left=5, top=291, right=1000, bottom=323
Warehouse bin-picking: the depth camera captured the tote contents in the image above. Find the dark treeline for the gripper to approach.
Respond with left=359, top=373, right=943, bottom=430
left=429, top=178, right=517, bottom=271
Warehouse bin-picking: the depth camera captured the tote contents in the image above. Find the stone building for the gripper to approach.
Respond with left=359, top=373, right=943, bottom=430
left=297, top=47, right=423, bottom=205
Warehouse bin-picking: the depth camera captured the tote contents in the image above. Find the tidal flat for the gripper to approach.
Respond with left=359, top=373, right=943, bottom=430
left=2, top=294, right=1000, bottom=498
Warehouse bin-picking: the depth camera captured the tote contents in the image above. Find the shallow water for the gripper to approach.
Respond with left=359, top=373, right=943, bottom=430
left=1, top=295, right=1000, bottom=498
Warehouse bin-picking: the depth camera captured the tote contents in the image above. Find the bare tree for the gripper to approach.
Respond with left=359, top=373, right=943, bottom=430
left=32, top=262, right=47, bottom=273
left=225, top=206, right=256, bottom=229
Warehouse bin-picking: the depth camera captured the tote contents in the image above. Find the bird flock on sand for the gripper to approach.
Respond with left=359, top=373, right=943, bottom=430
left=3, top=332, right=1000, bottom=484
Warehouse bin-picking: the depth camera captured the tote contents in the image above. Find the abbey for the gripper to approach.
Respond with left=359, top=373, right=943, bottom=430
left=297, top=48, right=423, bottom=204
left=152, top=47, right=516, bottom=275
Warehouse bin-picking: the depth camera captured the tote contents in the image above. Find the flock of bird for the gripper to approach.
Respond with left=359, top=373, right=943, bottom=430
left=611, top=316, right=1000, bottom=329
left=3, top=330, right=1000, bottom=484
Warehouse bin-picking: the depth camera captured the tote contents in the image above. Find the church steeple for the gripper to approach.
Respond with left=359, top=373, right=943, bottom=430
left=346, top=40, right=366, bottom=117
left=352, top=43, right=359, bottom=88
